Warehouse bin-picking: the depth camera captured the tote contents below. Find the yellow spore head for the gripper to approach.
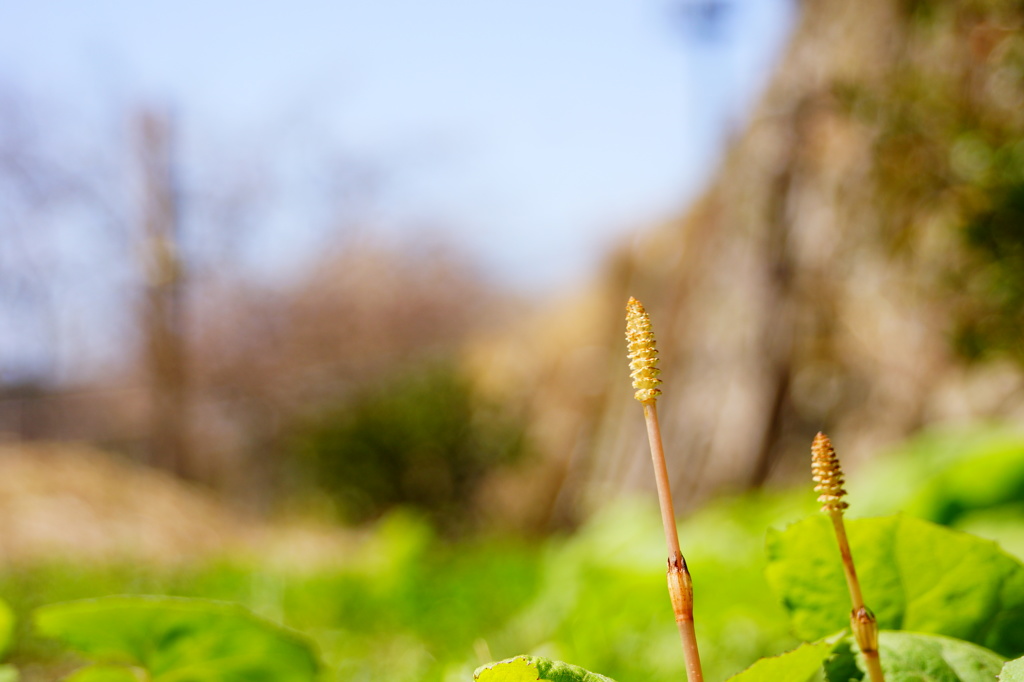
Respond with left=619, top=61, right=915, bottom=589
left=811, top=432, right=849, bottom=513
left=625, top=296, right=662, bottom=403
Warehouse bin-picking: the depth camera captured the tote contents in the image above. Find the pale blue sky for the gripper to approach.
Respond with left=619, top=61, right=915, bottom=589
left=0, top=0, right=795, bottom=295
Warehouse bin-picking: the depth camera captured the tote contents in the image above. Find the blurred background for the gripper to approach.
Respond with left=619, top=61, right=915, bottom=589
left=3, top=0, right=1024, bottom=680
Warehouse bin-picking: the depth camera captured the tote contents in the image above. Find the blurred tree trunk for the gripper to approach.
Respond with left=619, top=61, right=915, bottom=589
left=137, top=109, right=192, bottom=479
left=583, top=0, right=926, bottom=506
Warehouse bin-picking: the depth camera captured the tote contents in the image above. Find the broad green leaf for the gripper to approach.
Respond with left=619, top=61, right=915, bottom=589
left=34, top=596, right=320, bottom=682
left=822, top=639, right=860, bottom=682
left=474, top=656, right=616, bottom=682
left=63, top=665, right=142, bottom=682
left=726, top=636, right=842, bottom=681
left=730, top=631, right=1003, bottom=682
left=1000, top=655, right=1024, bottom=681
left=533, top=657, right=618, bottom=682
left=766, top=515, right=1024, bottom=656
left=872, top=632, right=1004, bottom=682
left=0, top=665, right=16, bottom=682
left=475, top=657, right=539, bottom=681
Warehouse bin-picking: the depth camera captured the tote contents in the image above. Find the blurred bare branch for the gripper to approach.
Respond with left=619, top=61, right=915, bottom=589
left=135, top=108, right=192, bottom=478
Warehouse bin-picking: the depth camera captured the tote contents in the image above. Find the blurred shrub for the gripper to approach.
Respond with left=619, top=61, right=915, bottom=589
left=956, top=182, right=1024, bottom=361
left=286, top=362, right=528, bottom=530
left=848, top=1, right=1024, bottom=365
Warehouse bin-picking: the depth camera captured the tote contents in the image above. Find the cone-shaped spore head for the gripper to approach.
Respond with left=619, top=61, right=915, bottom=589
left=625, top=297, right=662, bottom=402
left=811, top=432, right=849, bottom=513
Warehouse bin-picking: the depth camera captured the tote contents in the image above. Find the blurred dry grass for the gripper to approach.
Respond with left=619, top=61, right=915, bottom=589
left=0, top=441, right=361, bottom=567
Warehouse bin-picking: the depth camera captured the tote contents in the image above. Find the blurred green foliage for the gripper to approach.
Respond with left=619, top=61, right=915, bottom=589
left=286, top=362, right=528, bottom=530
left=35, top=597, right=320, bottom=682
left=0, top=599, right=13, bottom=682
left=3, top=426, right=1024, bottom=681
left=854, top=426, right=1024, bottom=552
left=0, top=514, right=547, bottom=682
left=0, top=601, right=13, bottom=661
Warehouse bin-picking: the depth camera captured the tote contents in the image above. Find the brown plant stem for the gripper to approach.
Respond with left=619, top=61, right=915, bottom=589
left=813, top=433, right=883, bottom=682
left=642, top=402, right=681, bottom=556
left=830, top=511, right=883, bottom=682
left=642, top=400, right=704, bottom=682
left=827, top=510, right=864, bottom=609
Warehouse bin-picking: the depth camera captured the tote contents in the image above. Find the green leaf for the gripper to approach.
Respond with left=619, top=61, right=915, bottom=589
left=823, top=639, right=860, bottom=682
left=1000, top=655, right=1024, bottom=681
left=0, top=664, right=17, bottom=682
left=34, top=596, right=320, bottom=682
left=873, top=632, right=1004, bottom=682
left=474, top=656, right=617, bottom=682
left=730, top=632, right=1003, bottom=682
left=766, top=515, right=1024, bottom=656
left=726, top=635, right=842, bottom=681
left=475, top=657, right=539, bottom=682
